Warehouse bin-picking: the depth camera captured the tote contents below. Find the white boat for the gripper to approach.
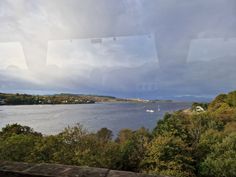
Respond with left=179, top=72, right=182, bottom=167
left=146, top=104, right=161, bottom=113
left=157, top=105, right=161, bottom=112
left=146, top=109, right=154, bottom=113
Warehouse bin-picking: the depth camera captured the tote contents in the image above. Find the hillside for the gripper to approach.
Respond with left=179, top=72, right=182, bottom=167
left=0, top=92, right=144, bottom=105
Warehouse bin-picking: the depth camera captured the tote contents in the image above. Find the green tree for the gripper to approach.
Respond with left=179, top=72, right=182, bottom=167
left=152, top=112, right=189, bottom=139
left=226, top=91, right=236, bottom=107
left=119, top=128, right=151, bottom=172
left=0, top=123, right=42, bottom=138
left=200, top=133, right=236, bottom=177
left=96, top=128, right=113, bottom=142
left=116, top=129, right=133, bottom=143
left=30, top=135, right=65, bottom=163
left=0, top=134, right=39, bottom=162
left=142, top=135, right=195, bottom=177
left=211, top=103, right=235, bottom=123
left=208, top=94, right=227, bottom=111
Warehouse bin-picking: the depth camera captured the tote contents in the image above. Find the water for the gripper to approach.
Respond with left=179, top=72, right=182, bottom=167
left=0, top=102, right=191, bottom=135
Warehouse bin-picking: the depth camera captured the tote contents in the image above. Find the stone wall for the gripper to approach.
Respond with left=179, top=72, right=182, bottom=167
left=0, top=161, right=168, bottom=177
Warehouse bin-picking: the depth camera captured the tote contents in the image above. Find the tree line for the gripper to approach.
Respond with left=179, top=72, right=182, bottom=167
left=0, top=93, right=95, bottom=105
left=0, top=91, right=236, bottom=177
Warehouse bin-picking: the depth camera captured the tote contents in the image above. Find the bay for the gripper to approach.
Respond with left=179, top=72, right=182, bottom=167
left=0, top=102, right=191, bottom=135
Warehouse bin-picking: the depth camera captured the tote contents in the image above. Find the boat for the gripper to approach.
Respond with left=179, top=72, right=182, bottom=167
left=146, top=109, right=154, bottom=113
left=146, top=104, right=160, bottom=113
left=157, top=104, right=161, bottom=112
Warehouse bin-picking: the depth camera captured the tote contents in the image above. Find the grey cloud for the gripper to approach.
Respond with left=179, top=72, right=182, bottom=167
left=0, top=0, right=236, bottom=100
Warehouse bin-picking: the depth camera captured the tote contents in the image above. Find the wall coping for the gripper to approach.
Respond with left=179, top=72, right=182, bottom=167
left=0, top=161, right=168, bottom=177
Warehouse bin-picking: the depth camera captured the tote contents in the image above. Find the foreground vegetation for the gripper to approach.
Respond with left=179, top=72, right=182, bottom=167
left=0, top=91, right=236, bottom=177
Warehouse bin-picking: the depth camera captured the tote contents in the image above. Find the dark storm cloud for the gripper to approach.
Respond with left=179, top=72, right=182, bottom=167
left=0, top=0, right=236, bottom=100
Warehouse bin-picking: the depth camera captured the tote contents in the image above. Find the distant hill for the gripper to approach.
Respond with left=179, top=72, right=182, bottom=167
left=0, top=92, right=147, bottom=105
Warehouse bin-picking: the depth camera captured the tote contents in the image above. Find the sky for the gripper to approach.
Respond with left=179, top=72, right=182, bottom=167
left=0, top=0, right=236, bottom=101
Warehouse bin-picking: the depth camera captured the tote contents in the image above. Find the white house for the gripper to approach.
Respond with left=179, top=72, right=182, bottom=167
left=195, top=106, right=205, bottom=112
